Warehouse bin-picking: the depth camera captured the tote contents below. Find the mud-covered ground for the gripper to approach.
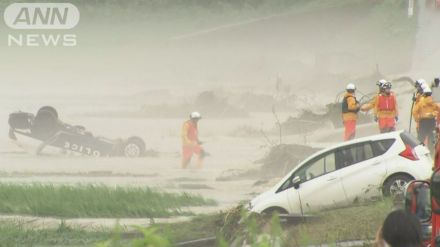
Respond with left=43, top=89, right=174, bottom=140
left=0, top=84, right=414, bottom=229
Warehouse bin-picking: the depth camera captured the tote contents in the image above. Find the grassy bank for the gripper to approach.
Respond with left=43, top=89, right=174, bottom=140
left=0, top=220, right=111, bottom=247
left=0, top=183, right=216, bottom=218
left=287, top=200, right=394, bottom=246
left=0, top=199, right=396, bottom=246
left=125, top=199, right=395, bottom=246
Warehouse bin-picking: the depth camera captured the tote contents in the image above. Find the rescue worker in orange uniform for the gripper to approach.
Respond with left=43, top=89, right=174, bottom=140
left=181, top=112, right=204, bottom=169
left=413, top=87, right=439, bottom=148
left=342, top=83, right=360, bottom=141
left=373, top=81, right=398, bottom=133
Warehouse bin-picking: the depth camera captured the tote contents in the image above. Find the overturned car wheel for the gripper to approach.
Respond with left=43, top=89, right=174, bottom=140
left=31, top=109, right=59, bottom=140
left=37, top=106, right=58, bottom=119
left=123, top=136, right=146, bottom=158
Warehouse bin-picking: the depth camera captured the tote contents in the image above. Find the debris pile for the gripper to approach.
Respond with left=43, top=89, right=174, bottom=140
left=281, top=103, right=373, bottom=134
left=257, top=144, right=321, bottom=177
left=281, top=110, right=328, bottom=134
left=216, top=144, right=320, bottom=181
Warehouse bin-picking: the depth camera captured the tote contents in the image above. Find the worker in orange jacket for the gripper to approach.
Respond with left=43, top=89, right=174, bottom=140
left=411, top=79, right=429, bottom=131
left=342, top=83, right=360, bottom=141
left=373, top=81, right=398, bottom=133
left=413, top=87, right=439, bottom=148
left=181, top=112, right=204, bottom=169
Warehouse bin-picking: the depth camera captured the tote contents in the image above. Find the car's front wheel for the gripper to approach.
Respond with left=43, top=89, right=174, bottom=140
left=382, top=174, right=413, bottom=197
left=123, top=136, right=146, bottom=158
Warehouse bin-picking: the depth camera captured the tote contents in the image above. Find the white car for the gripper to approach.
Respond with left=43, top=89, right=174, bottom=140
left=250, top=130, right=433, bottom=215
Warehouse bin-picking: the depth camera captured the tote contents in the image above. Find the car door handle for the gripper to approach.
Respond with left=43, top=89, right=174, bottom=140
left=327, top=177, right=337, bottom=181
left=372, top=161, right=381, bottom=166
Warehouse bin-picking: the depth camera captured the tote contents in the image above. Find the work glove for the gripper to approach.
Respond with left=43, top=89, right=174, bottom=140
left=395, top=116, right=399, bottom=122
left=374, top=117, right=378, bottom=122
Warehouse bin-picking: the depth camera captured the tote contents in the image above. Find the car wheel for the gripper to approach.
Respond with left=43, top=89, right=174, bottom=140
left=37, top=106, right=58, bottom=119
left=32, top=110, right=59, bottom=140
left=123, top=136, right=146, bottom=158
left=383, top=174, right=413, bottom=197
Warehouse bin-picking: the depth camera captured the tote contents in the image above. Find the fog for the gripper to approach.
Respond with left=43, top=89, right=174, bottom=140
left=0, top=0, right=440, bottom=229
left=2, top=1, right=433, bottom=98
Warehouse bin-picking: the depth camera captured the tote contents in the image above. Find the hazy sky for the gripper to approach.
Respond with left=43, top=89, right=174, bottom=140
left=0, top=1, right=437, bottom=97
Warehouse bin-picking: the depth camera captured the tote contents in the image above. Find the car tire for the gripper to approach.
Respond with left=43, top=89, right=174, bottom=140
left=37, top=106, right=58, bottom=119
left=32, top=110, right=59, bottom=140
left=123, top=136, right=146, bottom=158
left=382, top=174, right=413, bottom=197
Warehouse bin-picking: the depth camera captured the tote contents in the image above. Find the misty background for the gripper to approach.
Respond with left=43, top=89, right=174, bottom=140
left=0, top=0, right=440, bottom=221
left=0, top=0, right=438, bottom=120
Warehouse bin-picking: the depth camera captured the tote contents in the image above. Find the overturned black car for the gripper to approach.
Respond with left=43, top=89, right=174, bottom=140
left=8, top=106, right=146, bottom=158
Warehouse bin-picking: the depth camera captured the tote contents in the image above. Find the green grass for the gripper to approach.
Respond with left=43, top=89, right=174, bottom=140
left=286, top=199, right=394, bottom=246
left=0, top=220, right=111, bottom=247
left=0, top=183, right=216, bottom=218
left=0, top=200, right=395, bottom=247
left=145, top=199, right=395, bottom=246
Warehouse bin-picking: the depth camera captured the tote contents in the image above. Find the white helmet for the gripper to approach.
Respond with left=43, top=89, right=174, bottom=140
left=423, top=87, right=432, bottom=94
left=416, top=79, right=426, bottom=86
left=382, top=81, right=392, bottom=89
left=421, top=82, right=429, bottom=90
left=346, top=83, right=356, bottom=91
left=189, top=111, right=202, bottom=119
left=377, top=79, right=387, bottom=87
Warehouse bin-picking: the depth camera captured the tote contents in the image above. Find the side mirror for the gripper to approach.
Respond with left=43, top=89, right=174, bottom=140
left=404, top=180, right=431, bottom=222
left=431, top=168, right=440, bottom=215
left=292, top=176, right=301, bottom=189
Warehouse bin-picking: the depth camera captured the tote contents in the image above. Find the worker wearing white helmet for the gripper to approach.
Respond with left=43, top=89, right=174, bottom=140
left=412, top=86, right=439, bottom=150
left=181, top=111, right=204, bottom=169
left=372, top=81, right=399, bottom=133
left=341, top=83, right=360, bottom=141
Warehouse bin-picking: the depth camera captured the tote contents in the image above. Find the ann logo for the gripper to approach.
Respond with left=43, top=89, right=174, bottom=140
left=4, top=3, right=79, bottom=29
left=13, top=6, right=69, bottom=26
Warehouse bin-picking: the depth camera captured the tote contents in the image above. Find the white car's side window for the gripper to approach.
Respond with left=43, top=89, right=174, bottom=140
left=335, top=142, right=376, bottom=168
left=306, top=157, right=325, bottom=180
left=325, top=152, right=336, bottom=173
left=298, top=152, right=336, bottom=182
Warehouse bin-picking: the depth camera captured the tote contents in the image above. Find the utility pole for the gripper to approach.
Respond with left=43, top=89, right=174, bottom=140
left=408, top=0, right=415, bottom=17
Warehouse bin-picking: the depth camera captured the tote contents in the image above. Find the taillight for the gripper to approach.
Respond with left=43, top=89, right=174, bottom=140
left=399, top=144, right=419, bottom=161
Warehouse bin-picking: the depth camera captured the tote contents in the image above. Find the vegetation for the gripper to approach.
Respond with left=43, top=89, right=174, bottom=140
left=0, top=183, right=216, bottom=218
left=0, top=199, right=396, bottom=246
left=97, top=199, right=394, bottom=246
left=0, top=220, right=111, bottom=247
left=287, top=199, right=393, bottom=246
